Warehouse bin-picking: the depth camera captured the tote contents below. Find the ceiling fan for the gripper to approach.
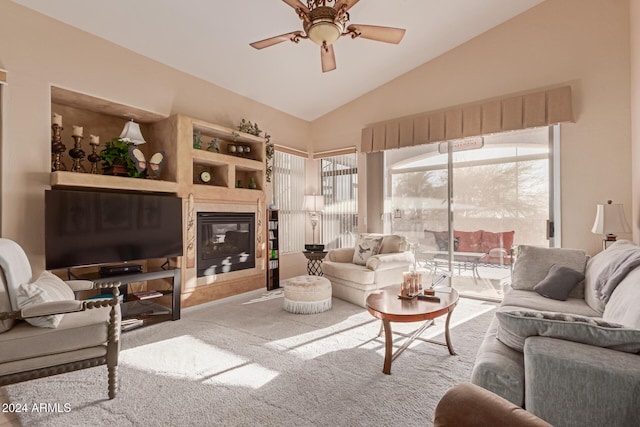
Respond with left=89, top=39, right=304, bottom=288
left=250, top=0, right=406, bottom=73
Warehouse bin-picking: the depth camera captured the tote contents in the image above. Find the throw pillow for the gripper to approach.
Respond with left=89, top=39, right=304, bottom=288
left=480, top=230, right=515, bottom=254
left=16, top=271, right=75, bottom=328
left=495, top=308, right=640, bottom=354
left=352, top=235, right=383, bottom=266
left=511, top=245, right=588, bottom=298
left=533, top=264, right=585, bottom=301
left=454, top=230, right=483, bottom=252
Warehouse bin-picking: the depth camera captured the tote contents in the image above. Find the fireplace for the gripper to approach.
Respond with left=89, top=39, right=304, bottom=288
left=197, top=212, right=255, bottom=277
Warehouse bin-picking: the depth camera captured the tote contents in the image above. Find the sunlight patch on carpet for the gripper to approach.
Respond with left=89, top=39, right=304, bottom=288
left=120, top=335, right=279, bottom=388
left=242, top=289, right=284, bottom=305
left=202, top=363, right=279, bottom=389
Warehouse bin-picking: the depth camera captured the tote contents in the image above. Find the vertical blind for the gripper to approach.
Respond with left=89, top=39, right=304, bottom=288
left=320, top=153, right=358, bottom=249
left=273, top=150, right=306, bottom=253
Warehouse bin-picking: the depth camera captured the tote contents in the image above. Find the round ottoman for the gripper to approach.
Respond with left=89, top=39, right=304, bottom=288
left=283, top=275, right=332, bottom=314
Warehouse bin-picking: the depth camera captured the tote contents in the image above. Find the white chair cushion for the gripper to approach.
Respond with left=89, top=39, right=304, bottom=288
left=17, top=271, right=75, bottom=328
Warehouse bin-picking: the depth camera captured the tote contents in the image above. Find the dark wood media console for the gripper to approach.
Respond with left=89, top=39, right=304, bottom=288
left=81, top=268, right=181, bottom=330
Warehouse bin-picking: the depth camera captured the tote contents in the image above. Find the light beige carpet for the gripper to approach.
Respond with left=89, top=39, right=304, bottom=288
left=6, top=289, right=497, bottom=426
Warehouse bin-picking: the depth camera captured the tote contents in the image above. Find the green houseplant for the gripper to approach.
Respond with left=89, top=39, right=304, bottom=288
left=99, top=138, right=143, bottom=178
left=237, top=119, right=274, bottom=182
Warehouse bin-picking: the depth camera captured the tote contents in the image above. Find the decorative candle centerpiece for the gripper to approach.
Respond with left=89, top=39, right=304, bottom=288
left=400, top=271, right=423, bottom=298
left=51, top=113, right=67, bottom=172
left=69, top=125, right=86, bottom=172
left=88, top=134, right=101, bottom=174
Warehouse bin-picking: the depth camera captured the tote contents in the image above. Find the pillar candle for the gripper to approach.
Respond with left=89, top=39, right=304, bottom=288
left=52, top=113, right=62, bottom=127
left=89, top=134, right=100, bottom=145
left=72, top=125, right=83, bottom=137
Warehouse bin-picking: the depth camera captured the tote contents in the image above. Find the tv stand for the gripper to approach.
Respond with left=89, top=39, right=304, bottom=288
left=83, top=268, right=181, bottom=330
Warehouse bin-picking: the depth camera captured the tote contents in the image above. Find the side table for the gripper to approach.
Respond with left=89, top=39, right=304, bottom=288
left=303, top=251, right=327, bottom=276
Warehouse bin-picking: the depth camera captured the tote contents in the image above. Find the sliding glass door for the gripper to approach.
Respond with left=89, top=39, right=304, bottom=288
left=385, top=126, right=555, bottom=300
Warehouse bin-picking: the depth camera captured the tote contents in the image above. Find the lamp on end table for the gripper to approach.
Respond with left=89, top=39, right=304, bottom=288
left=591, top=200, right=631, bottom=250
left=303, top=194, right=325, bottom=252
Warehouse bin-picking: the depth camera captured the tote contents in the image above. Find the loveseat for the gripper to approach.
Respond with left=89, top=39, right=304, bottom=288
left=471, top=241, right=640, bottom=427
left=322, top=234, right=414, bottom=307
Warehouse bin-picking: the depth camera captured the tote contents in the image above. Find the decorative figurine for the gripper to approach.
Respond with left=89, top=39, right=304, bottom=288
left=207, top=137, right=220, bottom=153
left=51, top=113, right=67, bottom=172
left=88, top=134, right=101, bottom=174
left=69, top=126, right=86, bottom=173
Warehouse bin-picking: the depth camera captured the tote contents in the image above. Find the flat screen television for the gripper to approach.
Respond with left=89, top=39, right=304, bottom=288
left=45, top=189, right=183, bottom=270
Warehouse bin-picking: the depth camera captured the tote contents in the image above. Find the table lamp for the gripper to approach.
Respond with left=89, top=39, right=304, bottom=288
left=303, top=194, right=325, bottom=252
left=591, top=200, right=631, bottom=250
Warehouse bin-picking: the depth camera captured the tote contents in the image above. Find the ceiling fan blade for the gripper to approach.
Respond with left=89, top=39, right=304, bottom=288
left=250, top=31, right=303, bottom=49
left=346, top=24, right=406, bottom=44
left=282, top=0, right=310, bottom=14
left=334, top=0, right=360, bottom=12
left=321, top=44, right=337, bottom=73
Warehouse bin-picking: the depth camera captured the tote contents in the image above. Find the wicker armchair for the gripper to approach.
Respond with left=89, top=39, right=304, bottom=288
left=0, top=238, right=121, bottom=399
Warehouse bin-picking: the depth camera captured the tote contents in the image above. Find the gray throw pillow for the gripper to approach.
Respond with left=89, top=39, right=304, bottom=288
left=511, top=245, right=588, bottom=298
left=495, top=308, right=640, bottom=353
left=533, top=264, right=585, bottom=301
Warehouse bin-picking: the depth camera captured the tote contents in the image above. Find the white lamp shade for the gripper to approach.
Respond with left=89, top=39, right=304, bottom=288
left=119, top=120, right=146, bottom=145
left=302, top=195, right=325, bottom=212
left=591, top=202, right=631, bottom=235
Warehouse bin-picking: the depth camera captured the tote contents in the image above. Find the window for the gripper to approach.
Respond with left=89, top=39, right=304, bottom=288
left=273, top=150, right=306, bottom=253
left=320, top=153, right=358, bottom=249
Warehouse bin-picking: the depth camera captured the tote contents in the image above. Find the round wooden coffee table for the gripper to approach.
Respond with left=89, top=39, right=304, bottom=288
left=366, top=285, right=459, bottom=374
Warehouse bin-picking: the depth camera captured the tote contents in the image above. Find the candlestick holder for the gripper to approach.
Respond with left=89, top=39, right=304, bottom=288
left=88, top=139, right=101, bottom=174
left=51, top=124, right=67, bottom=172
left=69, top=135, right=86, bottom=173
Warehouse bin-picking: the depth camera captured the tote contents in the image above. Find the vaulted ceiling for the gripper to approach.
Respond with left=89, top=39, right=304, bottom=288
left=13, top=0, right=544, bottom=121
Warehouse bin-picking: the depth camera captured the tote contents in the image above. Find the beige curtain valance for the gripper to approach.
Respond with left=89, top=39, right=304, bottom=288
left=361, top=85, right=574, bottom=153
left=313, top=147, right=357, bottom=159
left=274, top=144, right=308, bottom=158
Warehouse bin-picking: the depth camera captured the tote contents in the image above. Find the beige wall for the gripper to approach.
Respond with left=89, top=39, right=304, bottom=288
left=0, top=0, right=635, bottom=275
left=0, top=2, right=310, bottom=269
left=632, top=0, right=640, bottom=244
left=311, top=0, right=632, bottom=255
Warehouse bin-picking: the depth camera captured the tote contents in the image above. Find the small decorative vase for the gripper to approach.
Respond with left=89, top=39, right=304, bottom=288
left=248, top=177, right=257, bottom=189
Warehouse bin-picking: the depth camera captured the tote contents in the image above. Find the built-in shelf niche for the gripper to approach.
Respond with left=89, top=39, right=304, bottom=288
left=50, top=86, right=176, bottom=183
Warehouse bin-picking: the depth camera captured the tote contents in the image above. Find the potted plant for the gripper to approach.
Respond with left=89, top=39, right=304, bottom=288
left=99, top=138, right=142, bottom=178
left=237, top=119, right=274, bottom=182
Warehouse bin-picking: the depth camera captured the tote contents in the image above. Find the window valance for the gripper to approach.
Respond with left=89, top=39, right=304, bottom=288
left=313, top=147, right=357, bottom=159
left=274, top=144, right=308, bottom=158
left=361, top=85, right=573, bottom=153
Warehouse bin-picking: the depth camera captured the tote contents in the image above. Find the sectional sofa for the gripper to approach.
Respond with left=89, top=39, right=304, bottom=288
left=471, top=241, right=640, bottom=426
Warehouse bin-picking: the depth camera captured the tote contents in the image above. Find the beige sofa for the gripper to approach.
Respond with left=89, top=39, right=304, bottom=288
left=322, top=234, right=414, bottom=307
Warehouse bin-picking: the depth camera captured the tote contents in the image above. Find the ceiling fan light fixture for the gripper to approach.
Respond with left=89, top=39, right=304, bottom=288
left=307, top=21, right=342, bottom=45
left=251, top=1, right=405, bottom=72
